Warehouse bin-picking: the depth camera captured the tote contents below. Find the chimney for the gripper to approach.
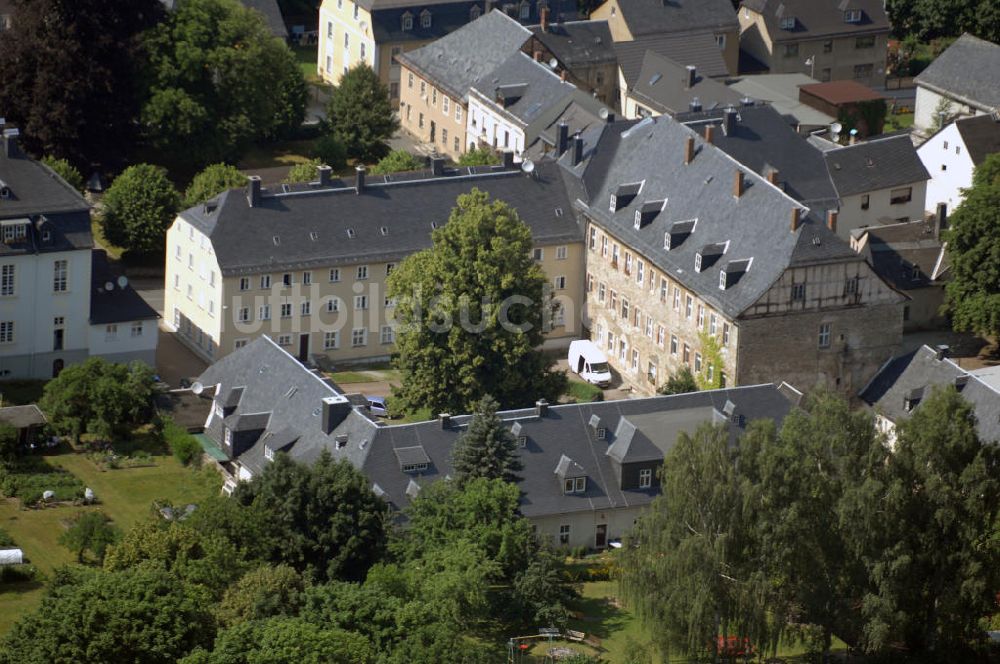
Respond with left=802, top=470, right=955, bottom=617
left=502, top=150, right=514, bottom=169
left=3, top=128, right=20, bottom=159
left=689, top=96, right=702, bottom=113
left=723, top=108, right=737, bottom=135
left=560, top=69, right=568, bottom=82
left=535, top=399, right=549, bottom=417
left=556, top=121, right=569, bottom=156
left=685, top=65, right=697, bottom=89
left=572, top=133, right=584, bottom=165
left=540, top=6, right=549, bottom=31
left=704, top=124, right=714, bottom=144
left=604, top=111, right=616, bottom=123
left=733, top=170, right=745, bottom=198
left=533, top=50, right=543, bottom=62
left=321, top=396, right=351, bottom=435
left=826, top=209, right=838, bottom=233
left=790, top=207, right=801, bottom=232
left=247, top=175, right=261, bottom=207
left=355, top=165, right=366, bottom=194
left=684, top=136, right=695, bottom=164
left=935, top=202, right=947, bottom=239
left=431, top=156, right=445, bottom=176
left=439, top=412, right=451, bottom=428
left=767, top=168, right=779, bottom=185
left=317, top=164, right=332, bottom=187
left=934, top=344, right=949, bottom=361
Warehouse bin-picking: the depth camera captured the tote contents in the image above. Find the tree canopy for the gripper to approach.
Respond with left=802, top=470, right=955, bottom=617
left=100, top=163, right=181, bottom=256
left=183, top=163, right=247, bottom=208
left=0, top=0, right=164, bottom=170
left=451, top=394, right=523, bottom=486
left=457, top=146, right=500, bottom=167
left=59, top=511, right=119, bottom=564
left=387, top=188, right=567, bottom=414
left=285, top=159, right=323, bottom=184
left=370, top=150, right=423, bottom=175
left=324, top=64, right=398, bottom=162
left=944, top=153, right=1000, bottom=341
left=657, top=367, right=698, bottom=395
left=886, top=0, right=1000, bottom=41
left=41, top=157, right=85, bottom=193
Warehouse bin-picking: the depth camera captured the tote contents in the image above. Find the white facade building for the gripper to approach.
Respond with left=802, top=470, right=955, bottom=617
left=918, top=115, right=1000, bottom=213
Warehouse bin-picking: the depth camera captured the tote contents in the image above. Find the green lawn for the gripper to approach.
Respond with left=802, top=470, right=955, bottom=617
left=329, top=368, right=401, bottom=385
left=564, top=380, right=603, bottom=403
left=293, top=44, right=322, bottom=84
left=91, top=217, right=124, bottom=260
left=238, top=138, right=323, bottom=170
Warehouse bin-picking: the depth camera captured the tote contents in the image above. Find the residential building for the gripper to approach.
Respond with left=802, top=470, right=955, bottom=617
left=850, top=212, right=949, bottom=331
left=822, top=134, right=930, bottom=235
left=592, top=0, right=739, bottom=76
left=728, top=73, right=836, bottom=134
left=622, top=55, right=744, bottom=118
left=317, top=0, right=577, bottom=101
left=797, top=80, right=885, bottom=136
left=913, top=34, right=1000, bottom=134
left=164, top=159, right=584, bottom=365
left=466, top=50, right=605, bottom=157
left=197, top=334, right=797, bottom=548
left=526, top=19, right=618, bottom=106
left=917, top=114, right=1000, bottom=212
left=738, top=0, right=889, bottom=87
left=0, top=128, right=158, bottom=379
left=559, top=113, right=904, bottom=395
left=397, top=10, right=531, bottom=160
left=860, top=344, right=1000, bottom=447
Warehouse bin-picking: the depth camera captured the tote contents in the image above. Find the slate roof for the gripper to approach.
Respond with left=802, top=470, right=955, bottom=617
left=741, top=0, right=889, bottom=42
left=728, top=74, right=836, bottom=128
left=368, top=1, right=578, bottom=43
left=395, top=10, right=531, bottom=102
left=89, top=250, right=159, bottom=325
left=180, top=161, right=581, bottom=276
left=530, top=20, right=616, bottom=67
left=613, top=0, right=737, bottom=39
left=823, top=134, right=930, bottom=197
left=914, top=34, right=1000, bottom=113
left=860, top=344, right=1000, bottom=445
left=675, top=104, right=841, bottom=214
left=954, top=114, right=1000, bottom=166
left=853, top=220, right=949, bottom=291
left=471, top=51, right=582, bottom=126
left=242, top=0, right=287, bottom=38
left=630, top=51, right=743, bottom=115
left=0, top=405, right=46, bottom=429
left=615, top=33, right=730, bottom=88
left=558, top=114, right=856, bottom=319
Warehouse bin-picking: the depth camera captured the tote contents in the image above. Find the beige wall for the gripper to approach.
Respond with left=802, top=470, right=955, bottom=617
left=318, top=0, right=376, bottom=85
left=165, top=217, right=225, bottom=361
left=398, top=64, right=468, bottom=159
left=837, top=181, right=928, bottom=236
left=531, top=504, right=644, bottom=550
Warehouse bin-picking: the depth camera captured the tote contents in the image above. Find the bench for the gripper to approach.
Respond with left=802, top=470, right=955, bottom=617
left=565, top=629, right=586, bottom=643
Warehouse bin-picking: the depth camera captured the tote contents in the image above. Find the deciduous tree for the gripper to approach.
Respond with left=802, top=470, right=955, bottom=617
left=457, top=146, right=500, bottom=167
left=370, top=149, right=423, bottom=175
left=215, top=565, right=304, bottom=627
left=324, top=64, right=398, bottom=162
left=59, top=511, right=119, bottom=564
left=41, top=157, right=85, bottom=193
left=451, top=395, right=523, bottom=486
left=181, top=617, right=373, bottom=664
left=183, top=163, right=246, bottom=208
left=657, top=366, right=698, bottom=395
left=100, top=163, right=181, bottom=256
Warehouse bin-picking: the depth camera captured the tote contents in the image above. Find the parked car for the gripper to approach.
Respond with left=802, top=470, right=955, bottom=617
left=366, top=396, right=390, bottom=418
left=568, top=340, right=612, bottom=387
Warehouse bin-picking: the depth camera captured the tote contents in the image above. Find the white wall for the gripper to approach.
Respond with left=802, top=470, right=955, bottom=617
left=836, top=180, right=928, bottom=237
left=915, top=85, right=989, bottom=133
left=466, top=94, right=526, bottom=156
left=88, top=319, right=158, bottom=365
left=917, top=122, right=976, bottom=212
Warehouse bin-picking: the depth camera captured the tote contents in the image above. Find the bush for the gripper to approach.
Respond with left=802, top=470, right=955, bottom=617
left=164, top=419, right=202, bottom=467
left=285, top=159, right=322, bottom=184
left=457, top=146, right=499, bottom=167
left=370, top=149, right=423, bottom=175
left=0, top=565, right=36, bottom=583
left=100, top=164, right=181, bottom=256
left=565, top=381, right=604, bottom=403
left=41, top=157, right=85, bottom=193
left=0, top=526, right=15, bottom=547
left=183, top=163, right=246, bottom=208
left=312, top=135, right=348, bottom=171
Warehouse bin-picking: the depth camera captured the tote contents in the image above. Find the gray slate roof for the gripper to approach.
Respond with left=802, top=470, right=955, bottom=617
left=614, top=0, right=737, bottom=39
left=90, top=250, right=159, bottom=325
left=727, top=73, right=836, bottom=128
left=860, top=344, right=1000, bottom=445
left=471, top=51, right=583, bottom=126
left=368, top=1, right=578, bottom=44
left=915, top=34, right=1000, bottom=113
left=396, top=10, right=531, bottom=101
left=181, top=161, right=581, bottom=276
left=615, top=33, right=730, bottom=87
left=853, top=220, right=949, bottom=291
left=823, top=134, right=929, bottom=198
left=558, top=114, right=854, bottom=319
left=954, top=114, right=1000, bottom=166
left=741, top=0, right=889, bottom=42
left=530, top=20, right=616, bottom=67
left=0, top=405, right=46, bottom=429
left=630, top=51, right=743, bottom=115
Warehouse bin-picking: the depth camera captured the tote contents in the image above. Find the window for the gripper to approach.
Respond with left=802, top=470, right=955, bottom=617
left=624, top=253, right=633, bottom=275
left=352, top=328, right=367, bottom=346
left=697, top=305, right=705, bottom=329
left=105, top=324, right=118, bottom=341
left=645, top=316, right=653, bottom=338
left=301, top=301, right=311, bottom=316
left=709, top=314, right=717, bottom=336
left=564, top=477, right=586, bottom=494
left=609, top=290, right=617, bottom=314
left=636, top=260, right=644, bottom=284
left=238, top=307, right=251, bottom=323
left=598, top=282, right=606, bottom=302
left=302, top=271, right=312, bottom=285
left=533, top=248, right=544, bottom=261
left=240, top=276, right=251, bottom=291
left=209, top=271, right=216, bottom=287
left=381, top=325, right=395, bottom=344
left=657, top=325, right=665, bottom=347
left=853, top=63, right=874, bottom=79
left=441, top=128, right=447, bottom=145
left=670, top=335, right=678, bottom=355
left=784, top=43, right=799, bottom=57
left=639, top=468, right=652, bottom=488
left=442, top=96, right=449, bottom=114
left=791, top=282, right=806, bottom=301
left=556, top=245, right=568, bottom=260
left=0, top=321, right=13, bottom=344
left=260, top=274, right=271, bottom=289
left=386, top=263, right=395, bottom=275
left=844, top=8, right=862, bottom=22
left=683, top=343, right=691, bottom=364
left=259, top=304, right=271, bottom=320
left=723, top=322, right=730, bottom=346
left=660, top=278, right=668, bottom=302
left=326, top=297, right=341, bottom=313
left=2, top=223, right=26, bottom=242
left=187, top=284, right=193, bottom=300
left=344, top=33, right=349, bottom=47
left=890, top=187, right=913, bottom=205
left=685, top=295, right=693, bottom=319
left=589, top=227, right=597, bottom=250
left=596, top=427, right=607, bottom=440
left=861, top=194, right=870, bottom=210
left=420, top=10, right=431, bottom=27
left=519, top=1, right=530, bottom=18
left=407, top=72, right=414, bottom=88
left=845, top=276, right=859, bottom=295
left=360, top=43, right=366, bottom=61
left=633, top=307, right=641, bottom=329
left=324, top=331, right=339, bottom=349
left=0, top=264, right=14, bottom=296
left=354, top=295, right=368, bottom=310
left=673, top=288, right=681, bottom=311
left=631, top=349, right=639, bottom=372
left=455, top=105, right=462, bottom=122
left=234, top=339, right=248, bottom=350
left=559, top=524, right=571, bottom=545
left=130, top=321, right=143, bottom=338
left=329, top=268, right=341, bottom=282
left=432, top=88, right=437, bottom=106
left=554, top=276, right=566, bottom=290
left=694, top=352, right=702, bottom=373
left=621, top=297, right=629, bottom=320
left=855, top=35, right=875, bottom=49
left=357, top=265, right=368, bottom=280
left=278, top=334, right=292, bottom=346
left=454, top=136, right=459, bottom=152
left=173, top=274, right=180, bottom=290
left=282, top=273, right=293, bottom=287
left=780, top=16, right=795, bottom=29
left=715, top=33, right=726, bottom=48
left=818, top=323, right=832, bottom=348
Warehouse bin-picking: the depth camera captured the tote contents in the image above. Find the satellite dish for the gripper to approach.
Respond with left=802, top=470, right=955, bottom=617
left=521, top=159, right=535, bottom=174
left=849, top=128, right=859, bottom=136
left=599, top=107, right=609, bottom=120
left=548, top=57, right=558, bottom=69
left=191, top=381, right=204, bottom=395
left=117, top=275, right=128, bottom=289
left=104, top=281, right=114, bottom=291
left=830, top=122, right=843, bottom=134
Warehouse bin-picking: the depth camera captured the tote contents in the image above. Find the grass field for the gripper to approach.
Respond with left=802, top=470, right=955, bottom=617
left=238, top=138, right=323, bottom=170
left=564, top=380, right=604, bottom=403
left=293, top=44, right=321, bottom=84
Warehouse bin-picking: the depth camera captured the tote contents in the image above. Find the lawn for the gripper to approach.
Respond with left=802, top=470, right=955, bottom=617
left=238, top=137, right=323, bottom=170
left=564, top=380, right=604, bottom=403
left=293, top=44, right=322, bottom=84
left=90, top=217, right=124, bottom=260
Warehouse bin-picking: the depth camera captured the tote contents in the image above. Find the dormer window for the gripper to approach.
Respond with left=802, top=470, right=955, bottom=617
left=780, top=16, right=795, bottom=29
left=719, top=258, right=752, bottom=290
left=634, top=199, right=666, bottom=229
left=401, top=12, right=413, bottom=30
left=844, top=8, right=862, bottom=22
left=420, top=9, right=431, bottom=27
left=609, top=181, right=643, bottom=212
left=519, top=1, right=530, bottom=19
left=694, top=242, right=728, bottom=273
left=663, top=218, right=696, bottom=251
left=596, top=427, right=606, bottom=440
left=564, top=477, right=586, bottom=494
left=518, top=435, right=527, bottom=447
left=264, top=446, right=274, bottom=461
left=395, top=445, right=430, bottom=473
left=1, top=220, right=28, bottom=243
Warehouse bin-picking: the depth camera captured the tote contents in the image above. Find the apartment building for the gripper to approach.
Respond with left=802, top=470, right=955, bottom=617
left=318, top=0, right=576, bottom=101
left=0, top=129, right=158, bottom=379
left=738, top=0, right=889, bottom=87
left=917, top=114, right=1000, bottom=212
left=558, top=114, right=904, bottom=395
left=164, top=159, right=585, bottom=365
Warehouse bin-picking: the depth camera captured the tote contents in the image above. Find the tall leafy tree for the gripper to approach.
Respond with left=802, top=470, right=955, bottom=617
left=387, top=188, right=567, bottom=414
left=141, top=0, right=307, bottom=166
left=100, top=163, right=181, bottom=255
left=58, top=511, right=120, bottom=564
left=183, top=163, right=247, bottom=208
left=944, top=154, right=1000, bottom=341
left=0, top=0, right=164, bottom=170
left=233, top=451, right=388, bottom=582
left=215, top=565, right=304, bottom=627
left=41, top=157, right=85, bottom=193
left=325, top=64, right=398, bottom=162
left=181, top=617, right=374, bottom=664
left=451, top=394, right=523, bottom=486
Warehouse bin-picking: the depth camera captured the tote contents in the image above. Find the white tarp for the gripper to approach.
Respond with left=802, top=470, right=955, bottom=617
left=0, top=548, right=23, bottom=565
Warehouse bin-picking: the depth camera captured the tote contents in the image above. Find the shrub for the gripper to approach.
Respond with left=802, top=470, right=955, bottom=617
left=0, top=526, right=15, bottom=547
left=0, top=565, right=36, bottom=583
left=370, top=149, right=423, bottom=175
left=100, top=164, right=181, bottom=256
left=285, top=159, right=322, bottom=184
left=41, top=157, right=85, bottom=193
left=312, top=135, right=348, bottom=171
left=457, top=146, right=499, bottom=167
left=164, top=418, right=202, bottom=467
left=183, top=163, right=246, bottom=208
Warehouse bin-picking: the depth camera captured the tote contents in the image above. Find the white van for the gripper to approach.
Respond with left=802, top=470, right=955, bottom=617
left=568, top=340, right=612, bottom=387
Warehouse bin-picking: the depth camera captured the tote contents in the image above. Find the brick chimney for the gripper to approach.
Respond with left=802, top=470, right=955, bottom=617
left=533, top=50, right=543, bottom=62
left=704, top=124, right=714, bottom=144
left=540, top=6, right=549, bottom=31
left=733, top=170, right=745, bottom=198
left=317, top=164, right=332, bottom=186
left=684, top=136, right=695, bottom=164
left=827, top=209, right=838, bottom=233
left=790, top=207, right=801, bottom=232
left=2, top=128, right=20, bottom=159
left=572, top=133, right=584, bottom=165
left=767, top=168, right=779, bottom=185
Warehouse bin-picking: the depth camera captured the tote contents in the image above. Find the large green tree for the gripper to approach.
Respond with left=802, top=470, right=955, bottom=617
left=387, top=188, right=567, bottom=414
left=183, top=163, right=246, bottom=208
left=181, top=617, right=374, bottom=664
left=215, top=565, right=304, bottom=627
left=58, top=511, right=120, bottom=564
left=325, top=64, right=398, bottom=162
left=886, top=0, right=1000, bottom=41
left=370, top=149, right=423, bottom=175
left=944, top=154, right=1000, bottom=341
left=41, top=157, right=85, bottom=193
left=233, top=451, right=388, bottom=582
left=141, top=0, right=307, bottom=166
left=451, top=394, right=523, bottom=486
left=0, top=0, right=164, bottom=170
left=100, top=163, right=181, bottom=255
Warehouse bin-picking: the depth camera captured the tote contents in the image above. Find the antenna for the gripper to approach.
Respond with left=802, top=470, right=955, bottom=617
left=190, top=381, right=204, bottom=395
left=521, top=159, right=535, bottom=174
left=104, top=281, right=114, bottom=291
left=117, top=275, right=128, bottom=289
left=548, top=57, right=558, bottom=69
left=830, top=122, right=842, bottom=134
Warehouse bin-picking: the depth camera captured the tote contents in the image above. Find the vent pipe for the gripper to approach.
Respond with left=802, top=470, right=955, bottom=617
left=572, top=133, right=584, bottom=165
left=685, top=65, right=697, bottom=89
left=704, top=124, right=714, bottom=144
left=439, top=413, right=451, bottom=428
left=317, top=164, right=332, bottom=187
left=556, top=121, right=569, bottom=156
left=355, top=165, right=366, bottom=194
